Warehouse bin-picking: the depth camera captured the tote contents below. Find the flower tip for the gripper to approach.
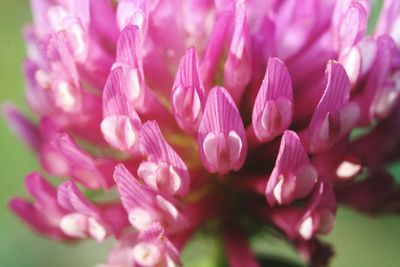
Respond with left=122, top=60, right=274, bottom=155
left=252, top=57, right=293, bottom=143
left=266, top=130, right=316, bottom=206
left=198, top=86, right=247, bottom=175
left=171, top=46, right=205, bottom=134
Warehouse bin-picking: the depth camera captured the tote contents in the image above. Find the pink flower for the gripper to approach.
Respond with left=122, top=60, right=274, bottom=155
left=6, top=0, right=400, bottom=266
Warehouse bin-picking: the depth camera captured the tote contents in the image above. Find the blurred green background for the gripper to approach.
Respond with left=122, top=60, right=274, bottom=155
left=0, top=1, right=399, bottom=267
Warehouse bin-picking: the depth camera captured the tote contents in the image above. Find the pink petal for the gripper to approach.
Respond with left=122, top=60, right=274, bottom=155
left=101, top=67, right=142, bottom=154
left=113, top=164, right=162, bottom=230
left=307, top=60, right=359, bottom=153
left=223, top=0, right=252, bottom=103
left=252, top=57, right=293, bottom=143
left=113, top=25, right=147, bottom=109
left=271, top=177, right=336, bottom=240
left=334, top=1, right=369, bottom=56
left=197, top=86, right=247, bottom=175
left=136, top=222, right=182, bottom=266
left=25, top=172, right=57, bottom=205
left=266, top=130, right=317, bottom=206
left=40, top=133, right=114, bottom=189
left=354, top=35, right=394, bottom=125
left=9, top=173, right=67, bottom=240
left=114, top=164, right=187, bottom=232
left=116, top=0, right=148, bottom=34
left=139, top=121, right=190, bottom=196
left=200, top=9, right=233, bottom=86
left=57, top=180, right=98, bottom=217
left=171, top=47, right=205, bottom=134
left=113, top=24, right=170, bottom=120
left=9, top=198, right=66, bottom=240
left=57, top=180, right=111, bottom=241
left=297, top=177, right=336, bottom=239
left=340, top=37, right=377, bottom=85
left=375, top=0, right=400, bottom=45
left=2, top=104, right=42, bottom=151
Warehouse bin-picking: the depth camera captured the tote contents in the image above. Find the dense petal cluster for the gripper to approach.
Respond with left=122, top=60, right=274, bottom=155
left=6, top=0, right=400, bottom=266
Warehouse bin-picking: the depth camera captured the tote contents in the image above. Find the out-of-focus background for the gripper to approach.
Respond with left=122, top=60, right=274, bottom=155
left=0, top=1, right=399, bottom=267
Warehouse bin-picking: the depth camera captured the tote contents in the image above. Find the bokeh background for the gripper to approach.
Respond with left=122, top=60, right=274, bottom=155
left=0, top=1, right=399, bottom=266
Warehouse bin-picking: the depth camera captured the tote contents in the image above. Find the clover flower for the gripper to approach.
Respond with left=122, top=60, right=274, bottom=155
left=5, top=0, right=400, bottom=266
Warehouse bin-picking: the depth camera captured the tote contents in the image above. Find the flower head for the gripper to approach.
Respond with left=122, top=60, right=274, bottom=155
left=6, top=0, right=400, bottom=266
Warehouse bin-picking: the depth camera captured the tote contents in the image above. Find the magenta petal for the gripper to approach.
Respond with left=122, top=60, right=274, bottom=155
left=375, top=0, right=400, bottom=45
left=9, top=198, right=65, bottom=240
left=354, top=36, right=394, bottom=125
left=9, top=173, right=67, bottom=240
left=57, top=180, right=111, bottom=241
left=101, top=67, right=142, bottom=154
left=114, top=164, right=187, bottom=232
left=307, top=61, right=359, bottom=153
left=116, top=25, right=143, bottom=71
left=25, top=172, right=57, bottom=205
left=113, top=25, right=148, bottom=110
left=139, top=121, right=190, bottom=196
left=335, top=1, right=369, bottom=57
left=198, top=86, right=247, bottom=175
left=272, top=177, right=336, bottom=241
left=266, top=130, right=317, bottom=206
left=2, top=104, right=42, bottom=151
left=171, top=47, right=205, bottom=134
left=252, top=57, right=293, bottom=143
left=40, top=133, right=114, bottom=189
left=57, top=180, right=98, bottom=217
left=116, top=0, right=148, bottom=33
left=200, top=10, right=233, bottom=86
left=223, top=0, right=252, bottom=103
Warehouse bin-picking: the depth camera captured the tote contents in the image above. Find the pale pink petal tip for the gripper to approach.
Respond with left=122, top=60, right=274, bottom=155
left=171, top=47, right=205, bottom=134
left=307, top=61, right=360, bottom=153
left=9, top=173, right=66, bottom=240
left=252, top=57, right=293, bottom=143
left=57, top=180, right=108, bottom=242
left=266, top=130, right=317, bottom=206
left=223, top=0, right=252, bottom=103
left=40, top=133, right=114, bottom=189
left=134, top=222, right=181, bottom=267
left=271, top=177, right=336, bottom=241
left=337, top=1, right=368, bottom=56
left=101, top=67, right=142, bottom=154
left=113, top=25, right=147, bottom=110
left=116, top=0, right=147, bottom=33
left=114, top=164, right=153, bottom=231
left=113, top=164, right=186, bottom=232
left=296, top=177, right=336, bottom=240
left=198, top=86, right=247, bottom=175
left=139, top=121, right=190, bottom=196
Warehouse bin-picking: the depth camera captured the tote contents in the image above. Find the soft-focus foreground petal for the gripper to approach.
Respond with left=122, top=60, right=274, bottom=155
left=40, top=133, right=115, bottom=189
left=223, top=0, right=252, bottom=103
left=9, top=173, right=67, bottom=240
left=2, top=104, right=42, bottom=151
